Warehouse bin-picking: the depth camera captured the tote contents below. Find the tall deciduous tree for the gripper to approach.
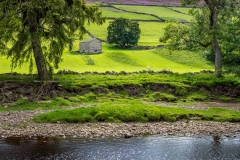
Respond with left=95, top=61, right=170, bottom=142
left=0, top=0, right=104, bottom=80
left=161, top=0, right=239, bottom=77
left=107, top=18, right=141, bottom=48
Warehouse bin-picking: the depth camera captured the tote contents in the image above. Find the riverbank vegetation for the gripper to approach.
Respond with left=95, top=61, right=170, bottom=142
left=1, top=72, right=240, bottom=113
left=1, top=0, right=240, bottom=125
left=33, top=103, right=240, bottom=123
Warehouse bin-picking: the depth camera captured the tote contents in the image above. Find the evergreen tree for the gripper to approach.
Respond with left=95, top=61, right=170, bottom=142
left=0, top=0, right=104, bottom=80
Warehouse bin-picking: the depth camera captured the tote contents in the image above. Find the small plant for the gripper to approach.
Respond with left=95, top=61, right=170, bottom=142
left=14, top=98, right=28, bottom=105
left=150, top=92, right=177, bottom=102
left=187, top=91, right=209, bottom=101
left=218, top=95, right=232, bottom=101
left=175, top=87, right=187, bottom=96
left=94, top=111, right=110, bottom=121
left=106, top=52, right=138, bottom=65
left=82, top=55, right=95, bottom=65
left=55, top=97, right=72, bottom=106
left=68, top=97, right=82, bottom=102
left=76, top=92, right=97, bottom=103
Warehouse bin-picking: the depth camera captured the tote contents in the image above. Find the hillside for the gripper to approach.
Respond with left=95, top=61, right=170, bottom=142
left=0, top=1, right=212, bottom=74
left=85, top=0, right=182, bottom=6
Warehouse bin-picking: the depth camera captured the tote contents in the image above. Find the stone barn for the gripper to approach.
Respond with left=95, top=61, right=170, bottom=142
left=79, top=38, right=102, bottom=54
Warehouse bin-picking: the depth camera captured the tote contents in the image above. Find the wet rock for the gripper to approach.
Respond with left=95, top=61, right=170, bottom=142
left=124, top=134, right=132, bottom=139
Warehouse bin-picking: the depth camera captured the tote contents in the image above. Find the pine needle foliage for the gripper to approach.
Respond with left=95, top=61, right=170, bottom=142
left=0, top=0, right=105, bottom=80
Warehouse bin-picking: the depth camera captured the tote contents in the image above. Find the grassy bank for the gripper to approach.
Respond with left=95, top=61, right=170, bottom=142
left=1, top=72, right=240, bottom=110
left=1, top=72, right=240, bottom=123
left=33, top=102, right=240, bottom=123
left=1, top=3, right=239, bottom=125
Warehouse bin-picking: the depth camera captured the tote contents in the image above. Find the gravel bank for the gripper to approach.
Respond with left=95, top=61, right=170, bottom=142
left=0, top=109, right=240, bottom=139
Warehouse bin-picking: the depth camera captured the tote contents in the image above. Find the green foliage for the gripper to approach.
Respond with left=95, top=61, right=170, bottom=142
left=82, top=55, right=95, bottom=65
left=100, top=7, right=158, bottom=20
left=114, top=5, right=193, bottom=22
left=175, top=87, right=187, bottom=96
left=153, top=48, right=213, bottom=68
left=106, top=52, right=139, bottom=65
left=160, top=19, right=211, bottom=51
left=15, top=98, right=28, bottom=106
left=0, top=0, right=105, bottom=79
left=169, top=0, right=240, bottom=77
left=1, top=73, right=240, bottom=111
left=55, top=97, right=72, bottom=106
left=187, top=91, right=209, bottom=101
left=217, top=95, right=232, bottom=101
left=150, top=92, right=177, bottom=102
left=70, top=92, right=97, bottom=103
left=107, top=18, right=141, bottom=48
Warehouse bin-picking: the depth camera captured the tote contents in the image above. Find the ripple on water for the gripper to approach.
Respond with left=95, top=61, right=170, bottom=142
left=0, top=136, right=240, bottom=160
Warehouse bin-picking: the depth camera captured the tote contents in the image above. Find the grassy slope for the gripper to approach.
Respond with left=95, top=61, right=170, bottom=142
left=100, top=7, right=159, bottom=20
left=113, top=5, right=193, bottom=22
left=83, top=20, right=167, bottom=46
left=0, top=5, right=212, bottom=74
left=169, top=7, right=191, bottom=14
left=2, top=44, right=212, bottom=74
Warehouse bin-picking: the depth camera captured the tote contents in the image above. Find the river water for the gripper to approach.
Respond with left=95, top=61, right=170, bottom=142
left=0, top=136, right=240, bottom=160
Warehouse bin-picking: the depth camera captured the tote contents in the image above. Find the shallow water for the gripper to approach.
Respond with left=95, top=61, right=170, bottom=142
left=0, top=136, right=240, bottom=160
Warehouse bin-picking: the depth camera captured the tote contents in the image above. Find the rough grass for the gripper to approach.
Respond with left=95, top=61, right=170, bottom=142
left=106, top=52, right=140, bottom=66
left=153, top=48, right=213, bottom=69
left=33, top=102, right=240, bottom=123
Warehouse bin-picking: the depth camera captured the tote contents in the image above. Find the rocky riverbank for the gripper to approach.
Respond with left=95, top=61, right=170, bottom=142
left=0, top=108, right=240, bottom=139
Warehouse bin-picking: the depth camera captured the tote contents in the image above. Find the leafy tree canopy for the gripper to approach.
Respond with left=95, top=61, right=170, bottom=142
left=107, top=18, right=141, bottom=48
left=0, top=0, right=105, bottom=80
left=161, top=0, right=240, bottom=77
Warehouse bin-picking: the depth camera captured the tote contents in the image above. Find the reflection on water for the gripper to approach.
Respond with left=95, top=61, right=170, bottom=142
left=0, top=136, right=240, bottom=160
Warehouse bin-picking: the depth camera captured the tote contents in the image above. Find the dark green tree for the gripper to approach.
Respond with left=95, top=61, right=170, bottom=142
left=0, top=0, right=104, bottom=80
left=161, top=0, right=239, bottom=77
left=107, top=18, right=141, bottom=48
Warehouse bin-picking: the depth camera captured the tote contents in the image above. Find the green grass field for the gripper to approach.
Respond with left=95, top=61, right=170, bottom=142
left=169, top=7, right=191, bottom=14
left=100, top=7, right=158, bottom=20
left=0, top=4, right=213, bottom=74
left=1, top=43, right=213, bottom=74
left=84, top=20, right=167, bottom=46
left=113, top=5, right=193, bottom=22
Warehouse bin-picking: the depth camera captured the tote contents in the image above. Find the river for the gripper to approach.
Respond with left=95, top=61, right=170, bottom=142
left=0, top=135, right=240, bottom=160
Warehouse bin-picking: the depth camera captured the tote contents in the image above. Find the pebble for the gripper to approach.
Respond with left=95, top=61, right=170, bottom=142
left=0, top=110, right=240, bottom=139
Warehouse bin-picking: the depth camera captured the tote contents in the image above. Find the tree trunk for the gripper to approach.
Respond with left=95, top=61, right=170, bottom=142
left=29, top=11, right=48, bottom=80
left=208, top=2, right=222, bottom=77
left=213, top=36, right=222, bottom=77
